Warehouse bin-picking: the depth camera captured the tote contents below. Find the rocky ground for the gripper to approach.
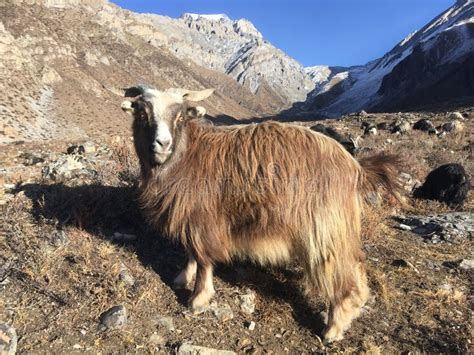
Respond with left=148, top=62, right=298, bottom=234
left=0, top=109, right=472, bottom=354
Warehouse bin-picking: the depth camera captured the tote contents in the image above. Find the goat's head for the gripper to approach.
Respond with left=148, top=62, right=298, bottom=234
left=122, top=86, right=214, bottom=166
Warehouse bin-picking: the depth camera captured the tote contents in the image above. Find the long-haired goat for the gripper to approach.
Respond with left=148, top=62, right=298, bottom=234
left=121, top=86, right=401, bottom=342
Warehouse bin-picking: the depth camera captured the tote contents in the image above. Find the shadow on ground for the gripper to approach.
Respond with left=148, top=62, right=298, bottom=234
left=20, top=183, right=326, bottom=336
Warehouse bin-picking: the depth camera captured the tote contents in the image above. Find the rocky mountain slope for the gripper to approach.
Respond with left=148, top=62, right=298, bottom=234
left=297, top=0, right=474, bottom=117
left=0, top=0, right=292, bottom=143
left=125, top=11, right=315, bottom=103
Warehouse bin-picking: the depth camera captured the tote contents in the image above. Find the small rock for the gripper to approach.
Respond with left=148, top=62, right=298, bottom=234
left=239, top=290, right=256, bottom=315
left=459, top=259, right=474, bottom=270
left=99, top=305, right=127, bottom=330
left=50, top=230, right=67, bottom=247
left=399, top=172, right=421, bottom=193
left=211, top=303, right=234, bottom=322
left=156, top=315, right=175, bottom=332
left=0, top=323, right=17, bottom=355
left=119, top=264, right=135, bottom=287
left=238, top=337, right=252, bottom=348
left=248, top=321, right=256, bottom=331
left=149, top=332, right=166, bottom=346
left=19, top=152, right=45, bottom=166
left=42, top=155, right=85, bottom=181
left=398, top=224, right=412, bottom=231
left=178, top=344, right=236, bottom=355
left=82, top=142, right=96, bottom=154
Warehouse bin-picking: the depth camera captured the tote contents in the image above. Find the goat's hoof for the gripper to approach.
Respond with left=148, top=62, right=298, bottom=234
left=189, top=304, right=209, bottom=315
left=172, top=280, right=188, bottom=290
left=172, top=274, right=191, bottom=289
left=322, top=326, right=344, bottom=343
left=189, top=291, right=214, bottom=314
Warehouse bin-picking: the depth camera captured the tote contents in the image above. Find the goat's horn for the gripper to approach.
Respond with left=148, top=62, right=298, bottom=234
left=122, top=84, right=155, bottom=98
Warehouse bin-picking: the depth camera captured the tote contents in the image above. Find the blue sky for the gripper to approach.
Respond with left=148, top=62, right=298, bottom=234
left=110, top=0, right=454, bottom=67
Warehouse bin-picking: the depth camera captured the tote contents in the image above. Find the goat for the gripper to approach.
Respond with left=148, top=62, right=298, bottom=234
left=413, top=119, right=437, bottom=134
left=414, top=163, right=470, bottom=208
left=309, top=123, right=358, bottom=156
left=122, top=86, right=401, bottom=342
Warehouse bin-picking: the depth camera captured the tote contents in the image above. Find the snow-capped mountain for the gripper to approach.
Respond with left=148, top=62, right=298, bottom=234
left=300, top=0, right=474, bottom=117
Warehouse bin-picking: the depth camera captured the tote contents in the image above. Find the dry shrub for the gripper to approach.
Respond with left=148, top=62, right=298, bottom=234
left=362, top=202, right=396, bottom=242
left=367, top=267, right=399, bottom=310
left=361, top=340, right=383, bottom=355
left=96, top=138, right=139, bottom=186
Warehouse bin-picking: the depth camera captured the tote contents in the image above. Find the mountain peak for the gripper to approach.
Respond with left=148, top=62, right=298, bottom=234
left=180, top=13, right=231, bottom=22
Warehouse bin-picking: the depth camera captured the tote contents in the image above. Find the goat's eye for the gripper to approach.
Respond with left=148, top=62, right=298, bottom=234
left=139, top=111, right=147, bottom=121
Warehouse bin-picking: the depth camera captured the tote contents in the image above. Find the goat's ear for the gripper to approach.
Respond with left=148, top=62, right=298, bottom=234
left=183, top=88, right=215, bottom=102
left=122, top=98, right=150, bottom=121
left=186, top=106, right=207, bottom=119
left=121, top=100, right=134, bottom=114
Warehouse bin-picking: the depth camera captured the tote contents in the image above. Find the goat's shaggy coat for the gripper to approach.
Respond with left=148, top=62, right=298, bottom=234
left=126, top=88, right=401, bottom=342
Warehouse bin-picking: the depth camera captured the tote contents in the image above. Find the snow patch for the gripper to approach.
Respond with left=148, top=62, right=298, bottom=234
left=181, top=13, right=230, bottom=22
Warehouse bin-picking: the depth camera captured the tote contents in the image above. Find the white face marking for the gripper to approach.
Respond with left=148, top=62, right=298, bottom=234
left=142, top=90, right=184, bottom=164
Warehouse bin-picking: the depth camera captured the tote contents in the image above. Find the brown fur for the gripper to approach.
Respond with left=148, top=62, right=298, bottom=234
left=133, top=103, right=401, bottom=341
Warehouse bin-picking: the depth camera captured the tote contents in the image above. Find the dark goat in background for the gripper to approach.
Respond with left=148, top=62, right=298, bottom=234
left=414, top=163, right=470, bottom=208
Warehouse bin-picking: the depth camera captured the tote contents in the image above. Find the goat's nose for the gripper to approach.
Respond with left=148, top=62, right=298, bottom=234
left=155, top=138, right=171, bottom=149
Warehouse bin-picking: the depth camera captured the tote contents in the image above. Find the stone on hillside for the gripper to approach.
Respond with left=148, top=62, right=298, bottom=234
left=149, top=332, right=166, bottom=346
left=459, top=259, right=474, bottom=270
left=99, top=305, right=127, bottom=330
left=50, top=230, right=67, bottom=247
left=118, top=264, right=135, bottom=287
left=395, top=213, right=473, bottom=243
left=42, top=155, right=85, bottom=181
left=211, top=303, right=234, bottom=322
left=155, top=315, right=175, bottom=332
left=399, top=172, right=421, bottom=193
left=178, top=344, right=236, bottom=355
left=0, top=323, right=17, bottom=355
left=239, top=290, right=256, bottom=315
left=82, top=141, right=96, bottom=153
left=19, top=152, right=45, bottom=166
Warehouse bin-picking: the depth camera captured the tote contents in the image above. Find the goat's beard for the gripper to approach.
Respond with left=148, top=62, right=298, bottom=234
left=153, top=151, right=172, bottom=166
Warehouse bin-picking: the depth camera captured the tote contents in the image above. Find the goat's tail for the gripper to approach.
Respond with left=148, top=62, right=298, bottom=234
left=358, top=153, right=403, bottom=203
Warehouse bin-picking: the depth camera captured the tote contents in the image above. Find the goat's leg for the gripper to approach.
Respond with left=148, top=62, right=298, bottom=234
left=189, top=263, right=215, bottom=313
left=173, top=253, right=197, bottom=289
left=323, top=262, right=370, bottom=342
